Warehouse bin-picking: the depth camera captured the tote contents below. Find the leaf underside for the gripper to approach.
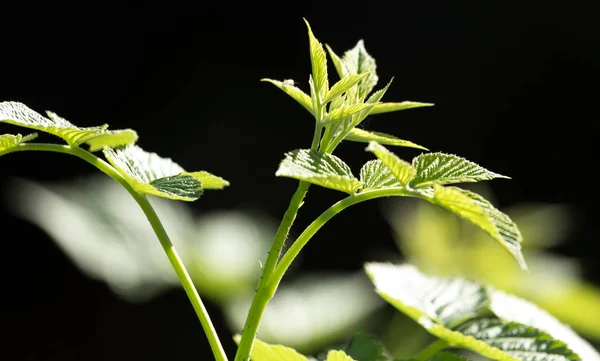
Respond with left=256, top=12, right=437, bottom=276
left=103, top=145, right=228, bottom=201
left=0, top=132, right=38, bottom=155
left=359, top=159, right=401, bottom=190
left=0, top=101, right=138, bottom=151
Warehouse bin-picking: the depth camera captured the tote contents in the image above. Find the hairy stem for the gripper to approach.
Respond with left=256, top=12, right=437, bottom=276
left=8, top=143, right=228, bottom=361
left=234, top=181, right=311, bottom=361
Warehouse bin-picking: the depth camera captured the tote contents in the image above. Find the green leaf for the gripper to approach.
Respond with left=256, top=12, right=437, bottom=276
left=324, top=103, right=376, bottom=123
left=0, top=133, right=38, bottom=156
left=490, top=291, right=600, bottom=361
left=370, top=101, right=434, bottom=115
left=233, top=336, right=309, bottom=361
left=262, top=78, right=313, bottom=114
left=364, top=263, right=490, bottom=328
left=0, top=101, right=138, bottom=151
left=339, top=40, right=379, bottom=98
left=325, top=350, right=357, bottom=361
left=325, top=44, right=346, bottom=80
left=346, top=128, right=428, bottom=150
left=427, top=351, right=470, bottom=361
left=424, top=185, right=526, bottom=270
left=365, top=141, right=415, bottom=186
left=276, top=149, right=362, bottom=194
left=304, top=19, right=328, bottom=100
left=365, top=263, right=518, bottom=361
left=456, top=318, right=581, bottom=361
left=343, top=333, right=392, bottom=361
left=359, top=160, right=401, bottom=190
left=411, top=153, right=509, bottom=188
left=324, top=73, right=371, bottom=104
left=103, top=145, right=228, bottom=201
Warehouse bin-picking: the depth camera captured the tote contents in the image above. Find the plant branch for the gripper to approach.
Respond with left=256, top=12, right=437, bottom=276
left=7, top=143, right=228, bottom=361
left=410, top=339, right=449, bottom=361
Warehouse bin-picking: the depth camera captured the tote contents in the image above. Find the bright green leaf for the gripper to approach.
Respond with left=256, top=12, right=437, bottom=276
left=359, top=160, right=401, bottom=190
left=0, top=133, right=38, bottom=156
left=304, top=19, right=328, bottom=100
left=343, top=333, right=392, bottom=361
left=103, top=145, right=228, bottom=201
left=339, top=40, right=379, bottom=98
left=366, top=78, right=393, bottom=105
left=365, top=263, right=518, bottom=361
left=424, top=185, right=526, bottom=270
left=411, top=153, right=509, bottom=188
left=262, top=78, right=313, bottom=115
left=346, top=128, right=428, bottom=150
left=0, top=101, right=138, bottom=151
left=370, top=101, right=434, bottom=115
left=276, top=149, right=362, bottom=194
left=324, top=73, right=371, bottom=104
left=365, top=141, right=415, bottom=186
left=233, top=336, right=309, bottom=361
left=325, top=44, right=345, bottom=80
left=324, top=103, right=376, bottom=123
left=490, top=291, right=600, bottom=361
left=364, top=263, right=490, bottom=328
left=325, top=350, right=357, bottom=361
left=456, top=318, right=581, bottom=361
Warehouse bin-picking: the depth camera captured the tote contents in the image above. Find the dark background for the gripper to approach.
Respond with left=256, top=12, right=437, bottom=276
left=1, top=2, right=599, bottom=360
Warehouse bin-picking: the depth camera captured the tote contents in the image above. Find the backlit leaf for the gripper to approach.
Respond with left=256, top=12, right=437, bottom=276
left=423, top=185, right=526, bottom=270
left=0, top=133, right=37, bottom=156
left=325, top=350, right=357, bottom=361
left=324, top=73, right=371, bottom=104
left=103, top=145, right=228, bottom=201
left=346, top=128, right=427, bottom=150
left=411, top=153, right=509, bottom=188
left=370, top=101, right=434, bottom=115
left=276, top=149, right=362, bottom=194
left=0, top=101, right=137, bottom=151
left=233, top=337, right=308, bottom=361
left=324, top=103, right=376, bottom=123
left=338, top=40, right=379, bottom=98
left=365, top=141, right=415, bottom=186
left=304, top=19, right=328, bottom=100
left=359, top=160, right=400, bottom=190
left=262, top=79, right=313, bottom=115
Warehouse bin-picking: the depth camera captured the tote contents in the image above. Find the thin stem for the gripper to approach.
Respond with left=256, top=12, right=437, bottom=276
left=410, top=339, right=448, bottom=360
left=270, top=187, right=414, bottom=291
left=7, top=143, right=228, bottom=361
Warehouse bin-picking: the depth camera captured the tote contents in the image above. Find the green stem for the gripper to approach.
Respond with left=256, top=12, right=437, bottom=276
left=234, top=181, right=311, bottom=361
left=270, top=187, right=415, bottom=293
left=7, top=143, right=228, bottom=361
left=411, top=339, right=449, bottom=360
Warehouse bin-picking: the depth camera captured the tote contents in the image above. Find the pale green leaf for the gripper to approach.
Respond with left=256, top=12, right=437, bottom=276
left=490, top=291, right=600, bottom=361
left=324, top=103, right=376, bottom=123
left=304, top=19, right=328, bottom=100
left=325, top=44, right=345, bottom=80
left=366, top=78, right=393, bottom=105
left=324, top=73, right=371, bottom=104
left=364, top=263, right=490, bottom=328
left=365, top=263, right=516, bottom=361
left=103, top=145, right=228, bottom=201
left=329, top=93, right=347, bottom=112
left=339, top=40, right=378, bottom=98
left=359, top=160, right=401, bottom=190
left=370, top=101, right=434, bottom=115
left=346, top=128, right=428, bottom=150
left=456, top=318, right=581, bottom=361
left=0, top=133, right=37, bottom=156
left=411, top=153, right=509, bottom=188
left=276, top=149, right=362, bottom=194
left=262, top=78, right=313, bottom=114
left=423, top=185, right=526, bottom=270
left=185, top=171, right=229, bottom=190
left=365, top=141, right=415, bottom=186
left=0, top=101, right=138, bottom=150
left=325, top=350, right=357, bottom=361
left=343, top=332, right=392, bottom=361
left=233, top=336, right=309, bottom=361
